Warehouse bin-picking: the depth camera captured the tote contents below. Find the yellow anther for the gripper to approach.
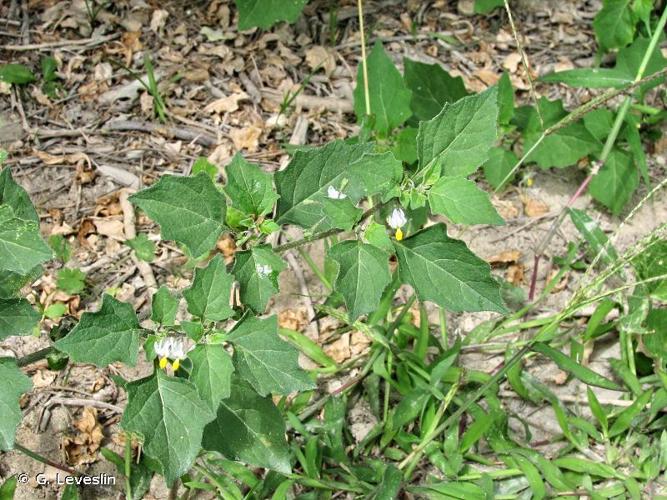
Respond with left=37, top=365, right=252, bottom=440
left=172, top=359, right=180, bottom=371
left=159, top=357, right=168, bottom=370
left=395, top=228, right=404, bottom=241
left=526, top=177, right=534, bottom=187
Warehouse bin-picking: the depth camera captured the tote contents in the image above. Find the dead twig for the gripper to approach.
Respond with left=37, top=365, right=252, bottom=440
left=104, top=120, right=218, bottom=147
left=1, top=33, right=119, bottom=51
left=119, top=189, right=157, bottom=291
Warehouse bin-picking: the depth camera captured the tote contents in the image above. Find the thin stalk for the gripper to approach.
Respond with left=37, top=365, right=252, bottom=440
left=124, top=434, right=133, bottom=500
left=14, top=442, right=80, bottom=476
left=357, top=0, right=371, bottom=116
left=297, top=247, right=331, bottom=289
left=16, top=346, right=54, bottom=367
left=438, top=307, right=447, bottom=348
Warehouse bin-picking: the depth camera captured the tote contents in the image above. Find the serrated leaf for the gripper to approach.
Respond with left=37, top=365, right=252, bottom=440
left=202, top=378, right=291, bottom=474
left=183, top=255, right=234, bottom=321
left=0, top=168, right=38, bottom=223
left=0, top=298, right=39, bottom=339
left=227, top=314, right=315, bottom=396
left=568, top=208, right=618, bottom=264
left=56, top=268, right=86, bottom=294
left=589, top=149, right=638, bottom=215
left=0, top=205, right=52, bottom=275
left=224, top=154, right=279, bottom=217
left=328, top=241, right=391, bottom=321
left=593, top=0, right=634, bottom=51
left=354, top=42, right=412, bottom=135
left=416, top=86, right=498, bottom=178
left=394, top=223, right=506, bottom=313
left=188, top=343, right=234, bottom=411
left=129, top=173, right=226, bottom=258
left=231, top=245, right=286, bottom=313
left=0, top=358, right=32, bottom=450
left=125, top=234, right=156, bottom=262
left=121, top=370, right=215, bottom=485
left=428, top=177, right=504, bottom=225
left=55, top=294, right=143, bottom=367
left=0, top=64, right=36, bottom=85
left=482, top=147, right=518, bottom=190
left=403, top=58, right=468, bottom=121
left=275, top=141, right=401, bottom=230
left=235, top=0, right=308, bottom=30
left=150, top=286, right=179, bottom=326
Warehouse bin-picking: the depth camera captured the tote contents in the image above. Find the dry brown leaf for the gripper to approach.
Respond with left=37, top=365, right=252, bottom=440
left=230, top=126, right=262, bottom=151
left=77, top=219, right=96, bottom=247
left=488, top=250, right=522, bottom=265
left=506, top=264, right=525, bottom=285
left=63, top=407, right=104, bottom=466
left=521, top=195, right=550, bottom=217
left=278, top=308, right=309, bottom=332
left=305, top=46, right=336, bottom=76
left=474, top=69, right=500, bottom=86
left=204, top=92, right=248, bottom=114
left=324, top=333, right=351, bottom=363
left=494, top=200, right=520, bottom=220
left=350, top=331, right=371, bottom=356
left=150, top=9, right=169, bottom=32
left=552, top=370, right=568, bottom=385
left=34, top=150, right=91, bottom=169
left=217, top=234, right=237, bottom=264
left=503, top=53, right=522, bottom=73
left=32, top=370, right=57, bottom=388
left=549, top=269, right=569, bottom=293
left=93, top=219, right=125, bottom=240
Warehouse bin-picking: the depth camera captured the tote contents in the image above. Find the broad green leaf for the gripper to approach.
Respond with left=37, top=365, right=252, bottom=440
left=150, top=286, right=179, bottom=326
left=615, top=36, right=667, bottom=93
left=121, top=370, right=215, bottom=485
left=235, top=0, right=308, bottom=30
left=275, top=141, right=401, bottom=230
left=0, top=205, right=52, bottom=275
left=0, top=476, right=17, bottom=499
left=583, top=108, right=614, bottom=143
left=633, top=240, right=667, bottom=301
left=482, top=147, right=517, bottom=190
left=416, top=86, right=498, bottom=178
left=231, top=245, right=286, bottom=313
left=364, top=221, right=394, bottom=254
left=497, top=72, right=514, bottom=126
left=188, top=343, right=234, bottom=411
left=0, top=266, right=41, bottom=299
left=644, top=309, right=667, bottom=360
left=589, top=149, right=638, bottom=215
left=0, top=358, right=32, bottom=450
left=48, top=234, right=71, bottom=263
left=524, top=123, right=598, bottom=168
left=328, top=241, right=391, bottom=321
left=129, top=173, right=226, bottom=258
left=568, top=208, right=618, bottom=264
left=227, top=314, right=315, bottom=396
left=532, top=342, right=620, bottom=390
left=125, top=234, right=156, bottom=262
left=44, top=303, right=67, bottom=319
left=56, top=268, right=86, bottom=294
left=403, top=58, right=468, bottom=121
left=593, top=0, right=634, bottom=51
left=183, top=255, right=234, bottom=322
left=474, top=0, right=503, bottom=13
left=354, top=42, right=412, bottom=135
left=624, top=114, right=649, bottom=187
left=394, top=223, right=506, bottom=313
left=392, top=127, right=418, bottom=164
left=0, top=64, right=36, bottom=85
left=202, top=378, right=291, bottom=474
left=0, top=298, right=39, bottom=339
left=224, top=154, right=278, bottom=217
left=541, top=68, right=631, bottom=88
left=428, top=176, right=504, bottom=225
left=61, top=485, right=79, bottom=500
left=55, top=294, right=143, bottom=367
left=0, top=168, right=38, bottom=223
left=192, top=157, right=217, bottom=181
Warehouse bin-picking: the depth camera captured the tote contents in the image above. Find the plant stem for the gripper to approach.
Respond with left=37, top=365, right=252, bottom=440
left=16, top=346, right=54, bottom=367
left=124, top=433, right=133, bottom=500
left=357, top=0, right=371, bottom=116
left=14, top=442, right=80, bottom=476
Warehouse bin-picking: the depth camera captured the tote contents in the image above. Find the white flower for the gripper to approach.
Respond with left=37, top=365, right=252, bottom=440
left=256, top=263, right=272, bottom=277
left=327, top=185, right=347, bottom=200
left=155, top=336, right=190, bottom=371
left=387, top=208, right=407, bottom=229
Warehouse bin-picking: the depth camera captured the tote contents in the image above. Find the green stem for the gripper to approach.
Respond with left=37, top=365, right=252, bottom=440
left=297, top=247, right=331, bottom=289
left=16, top=347, right=54, bottom=367
left=14, top=442, right=80, bottom=476
left=124, top=434, right=133, bottom=500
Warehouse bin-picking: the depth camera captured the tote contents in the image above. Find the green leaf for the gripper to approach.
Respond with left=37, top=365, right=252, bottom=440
left=44, top=303, right=67, bottom=319
left=474, top=0, right=504, bottom=13
left=227, top=314, right=315, bottom=396
left=428, top=176, right=504, bottom=225
left=121, top=370, right=215, bottom=485
left=150, top=286, right=179, bottom=326
left=532, top=342, right=620, bottom=390
left=589, top=149, right=638, bottom=215
left=416, top=86, right=498, bottom=178
left=235, top=0, right=308, bottom=30
left=524, top=123, right=598, bottom=168
left=0, top=64, right=36, bottom=85
left=183, top=255, right=235, bottom=322
left=188, top=343, right=234, bottom=411
left=202, top=378, right=291, bottom=474
left=363, top=221, right=394, bottom=254
left=394, top=223, right=506, bottom=313
left=0, top=205, right=52, bottom=275
left=372, top=465, right=403, bottom=500
left=593, top=0, right=635, bottom=51
left=231, top=245, right=286, bottom=313
left=125, top=234, right=156, bottom=262
left=541, top=68, right=631, bottom=88
left=633, top=240, right=667, bottom=301
left=48, top=234, right=71, bottom=263
left=482, top=147, right=517, bottom=190
left=192, top=157, right=218, bottom=181
left=55, top=294, right=143, bottom=367
left=129, top=173, right=226, bottom=259
left=0, top=476, right=17, bottom=499
left=568, top=208, right=618, bottom=264
left=609, top=389, right=652, bottom=437
left=275, top=141, right=401, bottom=230
left=0, top=358, right=32, bottom=450
left=553, top=456, right=621, bottom=479
left=403, top=58, right=468, bottom=121
left=328, top=241, right=392, bottom=321
left=497, top=72, right=514, bottom=126
left=0, top=266, right=41, bottom=299
left=0, top=168, right=39, bottom=223
left=510, top=453, right=546, bottom=500
left=587, top=387, right=609, bottom=434
left=0, top=298, right=39, bottom=339
left=56, top=268, right=86, bottom=294
left=224, top=154, right=279, bottom=217
left=392, top=127, right=418, bottom=164
left=354, top=42, right=412, bottom=135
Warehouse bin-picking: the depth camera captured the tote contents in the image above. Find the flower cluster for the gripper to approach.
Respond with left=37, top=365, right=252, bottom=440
left=154, top=336, right=190, bottom=371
